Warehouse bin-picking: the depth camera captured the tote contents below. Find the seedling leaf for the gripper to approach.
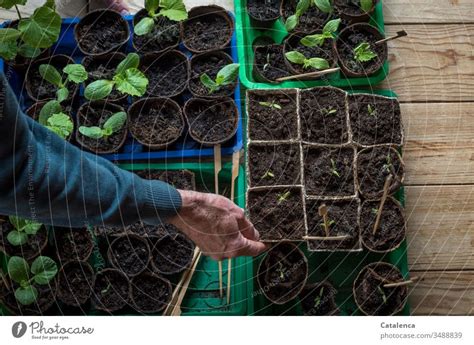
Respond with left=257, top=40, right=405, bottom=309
left=300, top=34, right=326, bottom=47
left=323, top=18, right=341, bottom=34
left=360, top=0, right=374, bottom=12
left=56, top=87, right=69, bottom=103
left=353, top=42, right=377, bottom=62
left=63, top=64, right=88, bottom=84
left=103, top=112, right=127, bottom=134
left=330, top=159, right=340, bottom=178
left=0, top=40, right=18, bottom=60
left=46, top=113, right=73, bottom=139
left=0, top=27, right=21, bottom=41
left=31, top=256, right=58, bottom=285
left=0, top=1, right=28, bottom=10
left=259, top=101, right=282, bottom=110
left=200, top=73, right=218, bottom=93
left=284, top=14, right=298, bottom=32
left=39, top=100, right=62, bottom=125
left=84, top=80, right=114, bottom=100
left=134, top=17, right=155, bottom=36
left=114, top=68, right=148, bottom=97
left=18, top=5, right=61, bottom=48
left=278, top=191, right=291, bottom=203
left=79, top=126, right=103, bottom=139
left=215, top=63, right=239, bottom=86
left=160, top=0, right=188, bottom=21
left=7, top=231, right=28, bottom=246
left=7, top=256, right=29, bottom=284
left=314, top=0, right=333, bottom=13
left=304, top=57, right=330, bottom=70
left=285, top=51, right=306, bottom=64
left=15, top=285, right=38, bottom=306
left=116, top=53, right=140, bottom=75
left=17, top=43, right=41, bottom=58
left=39, top=64, right=62, bottom=87
left=145, top=0, right=160, bottom=14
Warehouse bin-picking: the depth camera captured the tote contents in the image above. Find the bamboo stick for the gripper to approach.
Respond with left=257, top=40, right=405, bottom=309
left=384, top=276, right=419, bottom=288
left=227, top=151, right=240, bottom=304
left=276, top=67, right=340, bottom=82
left=373, top=174, right=393, bottom=235
left=375, top=30, right=408, bottom=45
left=214, top=144, right=224, bottom=299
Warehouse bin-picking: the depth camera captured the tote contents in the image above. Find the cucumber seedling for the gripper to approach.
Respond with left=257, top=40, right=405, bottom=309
left=277, top=191, right=291, bottom=203
left=37, top=99, right=74, bottom=140
left=5, top=216, right=42, bottom=247
left=134, top=0, right=188, bottom=36
left=285, top=0, right=334, bottom=32
left=353, top=42, right=377, bottom=63
left=39, top=63, right=88, bottom=102
left=259, top=100, right=282, bottom=110
left=285, top=51, right=330, bottom=70
left=313, top=286, right=325, bottom=308
left=330, top=158, right=340, bottom=178
left=78, top=111, right=127, bottom=140
left=200, top=63, right=240, bottom=94
left=300, top=18, right=341, bottom=47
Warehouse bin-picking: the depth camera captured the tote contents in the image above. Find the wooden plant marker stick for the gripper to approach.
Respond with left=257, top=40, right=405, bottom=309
left=276, top=67, right=340, bottom=82
left=303, top=235, right=351, bottom=241
left=384, top=276, right=419, bottom=288
left=375, top=30, right=408, bottom=45
left=318, top=204, right=329, bottom=237
left=227, top=151, right=240, bottom=305
left=214, top=144, right=224, bottom=299
left=373, top=174, right=393, bottom=235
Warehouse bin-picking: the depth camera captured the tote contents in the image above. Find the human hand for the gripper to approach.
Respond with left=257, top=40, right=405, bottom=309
left=169, top=190, right=268, bottom=260
left=103, top=0, right=129, bottom=14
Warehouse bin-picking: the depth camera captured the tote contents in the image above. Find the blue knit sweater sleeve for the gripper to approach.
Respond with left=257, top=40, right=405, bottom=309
left=0, top=74, right=182, bottom=227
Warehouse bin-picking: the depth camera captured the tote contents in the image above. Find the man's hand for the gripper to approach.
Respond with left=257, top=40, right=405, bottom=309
left=103, top=0, right=129, bottom=14
left=169, top=190, right=267, bottom=260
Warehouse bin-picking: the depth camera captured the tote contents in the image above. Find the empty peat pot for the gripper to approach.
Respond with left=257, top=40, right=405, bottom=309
left=57, top=261, right=95, bottom=307
left=150, top=233, right=195, bottom=275
left=299, top=281, right=339, bottom=316
left=92, top=268, right=131, bottom=313
left=247, top=0, right=281, bottom=29
left=335, top=0, right=379, bottom=24
left=130, top=273, right=172, bottom=314
left=53, top=227, right=94, bottom=262
left=107, top=233, right=151, bottom=277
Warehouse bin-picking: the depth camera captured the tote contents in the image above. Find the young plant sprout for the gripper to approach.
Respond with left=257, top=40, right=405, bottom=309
left=285, top=51, right=330, bottom=70
left=371, top=208, right=379, bottom=215
left=276, top=261, right=286, bottom=280
left=263, top=53, right=271, bottom=71
left=353, top=42, right=378, bottom=63
left=259, top=101, right=282, bottom=110
left=6, top=216, right=42, bottom=246
left=367, top=104, right=377, bottom=117
left=200, top=63, right=240, bottom=94
left=382, top=154, right=393, bottom=173
left=84, top=53, right=149, bottom=100
left=360, top=0, right=374, bottom=12
left=37, top=100, right=74, bottom=140
left=277, top=191, right=291, bottom=203
left=330, top=158, right=340, bottom=178
left=377, top=285, right=388, bottom=304
left=79, top=111, right=127, bottom=140
left=101, top=282, right=112, bottom=295
left=261, top=170, right=275, bottom=179
left=134, top=0, right=188, bottom=36
left=39, top=63, right=88, bottom=102
left=314, top=286, right=325, bottom=308
left=321, top=107, right=337, bottom=116
left=7, top=256, right=58, bottom=306
left=318, top=204, right=333, bottom=237
left=300, top=18, right=341, bottom=47
left=285, top=0, right=334, bottom=32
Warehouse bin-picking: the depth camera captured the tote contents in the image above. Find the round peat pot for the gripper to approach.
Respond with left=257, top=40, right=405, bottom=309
left=0, top=218, right=48, bottom=261
left=247, top=0, right=281, bottom=29
left=107, top=233, right=151, bottom=278
left=153, top=170, right=197, bottom=191
left=335, top=0, right=379, bottom=24
left=360, top=197, right=406, bottom=253
left=53, top=227, right=94, bottom=262
left=132, top=8, right=182, bottom=54
left=75, top=101, right=128, bottom=154
left=336, top=23, right=387, bottom=78
left=257, top=242, right=308, bottom=305
left=253, top=44, right=291, bottom=83
left=140, top=50, right=189, bottom=98
left=130, top=273, right=172, bottom=314
left=57, top=261, right=95, bottom=307
left=353, top=262, right=408, bottom=316
left=355, top=146, right=405, bottom=199
left=25, top=55, right=77, bottom=103
left=183, top=5, right=234, bottom=53
left=74, top=9, right=130, bottom=56
left=128, top=97, right=185, bottom=149
left=280, top=0, right=330, bottom=33
left=150, top=233, right=195, bottom=275
left=189, top=51, right=237, bottom=98
left=299, top=281, right=339, bottom=316
left=183, top=97, right=239, bottom=146
left=92, top=268, right=131, bottom=313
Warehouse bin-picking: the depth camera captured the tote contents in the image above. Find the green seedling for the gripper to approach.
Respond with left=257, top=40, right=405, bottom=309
left=263, top=53, right=271, bottom=71
left=259, top=101, right=282, bottom=110
left=382, top=154, right=393, bottom=173
left=277, top=191, right=291, bottom=203
left=285, top=51, right=330, bottom=70
left=276, top=261, right=286, bottom=280
left=39, top=63, right=88, bottom=102
left=134, top=0, right=188, bottom=36
left=360, top=0, right=374, bottom=12
left=7, top=256, right=58, bottom=306
left=353, top=42, right=378, bottom=63
left=261, top=170, right=275, bottom=179
left=319, top=219, right=335, bottom=228
left=101, top=282, right=112, bottom=295
left=330, top=159, right=340, bottom=178
left=200, top=63, right=239, bottom=94
left=37, top=100, right=73, bottom=140
left=84, top=53, right=149, bottom=100
left=79, top=111, right=127, bottom=140
left=314, top=286, right=325, bottom=308
left=371, top=208, right=379, bottom=215
left=6, top=216, right=42, bottom=246
left=300, top=18, right=341, bottom=47
left=285, top=0, right=334, bottom=32
left=321, top=107, right=337, bottom=116
left=367, top=104, right=377, bottom=117
left=377, top=285, right=388, bottom=304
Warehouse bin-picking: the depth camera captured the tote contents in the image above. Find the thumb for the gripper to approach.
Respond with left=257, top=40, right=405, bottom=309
left=233, top=237, right=268, bottom=258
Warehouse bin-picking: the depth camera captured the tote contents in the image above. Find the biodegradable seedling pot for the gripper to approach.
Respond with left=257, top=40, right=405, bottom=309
left=356, top=146, right=405, bottom=199
left=299, top=86, right=349, bottom=145
left=353, top=262, right=408, bottom=316
left=128, top=97, right=185, bottom=149
left=74, top=9, right=130, bottom=56
left=336, top=23, right=387, bottom=77
left=299, top=281, right=339, bottom=315
left=93, top=268, right=130, bottom=313
left=184, top=97, right=239, bottom=146
left=335, top=0, right=379, bottom=23
left=189, top=51, right=237, bottom=98
left=280, top=0, right=330, bottom=33
left=130, top=273, right=172, bottom=314
left=253, top=44, right=291, bottom=83
left=302, top=144, right=357, bottom=198
left=257, top=242, right=308, bottom=305
left=247, top=186, right=306, bottom=242
left=136, top=168, right=196, bottom=190
left=348, top=93, right=404, bottom=147
left=132, top=8, right=182, bottom=54
left=107, top=233, right=151, bottom=277
left=94, top=222, right=166, bottom=238
left=57, top=261, right=95, bottom=307
left=150, top=233, right=195, bottom=275
left=183, top=5, right=234, bottom=53
left=360, top=197, right=406, bottom=253
left=53, top=227, right=94, bottom=262
left=247, top=0, right=281, bottom=29
left=140, top=50, right=189, bottom=98
left=246, top=89, right=299, bottom=142
left=75, top=101, right=128, bottom=154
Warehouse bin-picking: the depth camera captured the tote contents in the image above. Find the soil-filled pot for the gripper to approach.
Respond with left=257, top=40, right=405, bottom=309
left=356, top=146, right=405, bottom=199
left=136, top=169, right=196, bottom=190
left=247, top=187, right=306, bottom=241
left=280, top=0, right=330, bottom=33
left=257, top=242, right=308, bottom=304
left=76, top=101, right=128, bottom=154
left=336, top=23, right=387, bottom=77
left=128, top=98, right=184, bottom=149
left=130, top=273, right=172, bottom=314
left=74, top=9, right=130, bottom=56
left=303, top=145, right=357, bottom=198
left=132, top=8, right=181, bottom=54
left=95, top=221, right=176, bottom=238
left=253, top=44, right=291, bottom=83
left=184, top=97, right=239, bottom=145
left=107, top=234, right=151, bottom=277
left=140, top=50, right=189, bottom=98
left=349, top=93, right=404, bottom=147
left=246, top=89, right=298, bottom=141
left=305, top=198, right=361, bottom=251
left=53, top=227, right=94, bottom=262
left=247, top=142, right=301, bottom=188
left=335, top=0, right=378, bottom=23
left=25, top=101, right=75, bottom=141
left=299, top=281, right=339, bottom=315
left=353, top=262, right=408, bottom=315
left=57, top=261, right=95, bottom=307
left=299, top=87, right=349, bottom=145
left=247, top=0, right=281, bottom=29
left=189, top=51, right=237, bottom=98
left=92, top=268, right=130, bottom=313
left=360, top=197, right=406, bottom=253
left=25, top=55, right=77, bottom=102
left=150, top=233, right=195, bottom=275
left=183, top=5, right=234, bottom=53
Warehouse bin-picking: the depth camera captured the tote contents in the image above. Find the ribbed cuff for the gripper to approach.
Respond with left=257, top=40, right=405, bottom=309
left=140, top=180, right=182, bottom=225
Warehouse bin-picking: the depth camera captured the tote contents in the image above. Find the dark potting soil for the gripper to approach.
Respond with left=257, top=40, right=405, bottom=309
left=354, top=264, right=407, bottom=315
left=57, top=262, right=94, bottom=307
left=349, top=94, right=403, bottom=146
left=282, top=0, right=328, bottom=33
left=189, top=53, right=235, bottom=97
left=285, top=35, right=336, bottom=74
left=254, top=44, right=290, bottom=81
left=28, top=58, right=76, bottom=101
left=3, top=282, right=56, bottom=315
left=247, top=91, right=298, bottom=141
left=247, top=188, right=305, bottom=241
left=150, top=234, right=195, bottom=274
left=142, top=53, right=188, bottom=97
left=335, top=0, right=374, bottom=16
left=300, top=87, right=348, bottom=144
left=109, top=236, right=150, bottom=276
left=303, top=146, right=355, bottom=197
left=133, top=10, right=180, bottom=53
left=83, top=55, right=125, bottom=101
left=183, top=14, right=231, bottom=52
left=306, top=198, right=360, bottom=251
left=247, top=0, right=280, bottom=21
left=131, top=274, right=171, bottom=313
left=356, top=147, right=404, bottom=199
left=0, top=220, right=47, bottom=260
left=248, top=143, right=301, bottom=187
left=300, top=282, right=338, bottom=316
left=93, top=269, right=129, bottom=312
left=361, top=199, right=405, bottom=252
left=54, top=227, right=93, bottom=262
left=136, top=169, right=196, bottom=190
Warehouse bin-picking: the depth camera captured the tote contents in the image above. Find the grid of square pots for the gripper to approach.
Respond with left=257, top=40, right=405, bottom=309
left=245, top=86, right=405, bottom=252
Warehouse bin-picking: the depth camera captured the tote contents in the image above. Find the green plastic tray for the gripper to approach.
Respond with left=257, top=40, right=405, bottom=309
left=234, top=0, right=388, bottom=90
